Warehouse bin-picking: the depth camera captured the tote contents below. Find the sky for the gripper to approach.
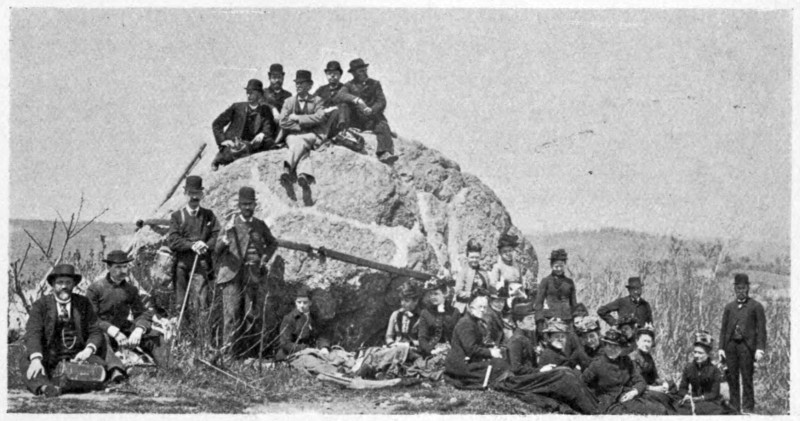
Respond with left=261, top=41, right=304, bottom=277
left=6, top=7, right=792, bottom=244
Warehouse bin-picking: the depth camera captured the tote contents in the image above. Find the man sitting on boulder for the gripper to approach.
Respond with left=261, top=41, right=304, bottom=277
left=342, top=58, right=397, bottom=164
left=262, top=63, right=293, bottom=123
left=21, top=264, right=109, bottom=397
left=86, top=250, right=165, bottom=368
left=276, top=287, right=331, bottom=361
left=313, top=60, right=370, bottom=146
left=211, top=79, right=278, bottom=171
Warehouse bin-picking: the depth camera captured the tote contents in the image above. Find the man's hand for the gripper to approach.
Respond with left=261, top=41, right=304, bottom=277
left=289, top=114, right=301, bottom=122
left=649, top=384, right=668, bottom=394
left=115, top=332, right=129, bottom=348
left=539, top=364, right=556, bottom=373
left=27, top=358, right=45, bottom=380
left=679, top=394, right=692, bottom=406
left=323, top=106, right=338, bottom=115
left=128, top=327, right=145, bottom=348
left=755, top=349, right=765, bottom=362
left=489, top=347, right=503, bottom=359
left=72, top=347, right=94, bottom=362
left=718, top=350, right=726, bottom=360
left=221, top=140, right=235, bottom=148
left=191, top=240, right=209, bottom=255
left=252, top=133, right=266, bottom=147
left=620, top=389, right=638, bottom=403
left=361, top=106, right=373, bottom=116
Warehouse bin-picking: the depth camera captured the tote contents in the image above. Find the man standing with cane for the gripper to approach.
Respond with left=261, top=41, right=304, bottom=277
left=167, top=175, right=220, bottom=345
left=719, top=273, right=767, bottom=414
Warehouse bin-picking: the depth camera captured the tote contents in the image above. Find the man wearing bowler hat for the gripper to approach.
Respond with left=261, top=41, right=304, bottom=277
left=342, top=58, right=397, bottom=164
left=87, top=250, right=163, bottom=368
left=166, top=175, right=220, bottom=338
left=20, top=264, right=108, bottom=397
left=314, top=60, right=370, bottom=141
left=597, top=276, right=653, bottom=329
left=215, top=186, right=278, bottom=357
left=719, top=273, right=766, bottom=414
left=262, top=63, right=293, bottom=121
left=278, top=69, right=336, bottom=188
left=211, top=78, right=278, bottom=170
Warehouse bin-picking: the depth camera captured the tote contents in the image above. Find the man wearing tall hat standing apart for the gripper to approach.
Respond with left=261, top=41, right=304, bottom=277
left=21, top=264, right=107, bottom=397
left=719, top=273, right=767, bottom=414
left=86, top=250, right=164, bottom=365
left=215, top=186, right=279, bottom=357
left=276, top=286, right=331, bottom=361
left=279, top=70, right=336, bottom=188
left=166, top=175, right=220, bottom=340
left=342, top=58, right=397, bottom=164
left=597, top=277, right=653, bottom=328
left=211, top=79, right=277, bottom=170
left=314, top=60, right=371, bottom=142
left=534, top=249, right=577, bottom=336
left=262, top=63, right=293, bottom=122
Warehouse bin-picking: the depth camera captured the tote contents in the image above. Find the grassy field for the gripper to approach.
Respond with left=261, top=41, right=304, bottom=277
left=6, top=223, right=791, bottom=414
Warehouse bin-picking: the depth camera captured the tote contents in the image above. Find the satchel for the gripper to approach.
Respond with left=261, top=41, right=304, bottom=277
left=52, top=360, right=107, bottom=392
left=332, top=129, right=365, bottom=152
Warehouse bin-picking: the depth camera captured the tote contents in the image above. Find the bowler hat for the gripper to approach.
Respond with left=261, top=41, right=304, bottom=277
left=268, top=63, right=285, bottom=75
left=296, top=286, right=311, bottom=299
left=626, top=277, right=643, bottom=289
left=693, top=330, right=714, bottom=350
left=347, top=58, right=369, bottom=73
left=324, top=61, right=343, bottom=73
left=497, top=233, right=519, bottom=250
left=294, top=70, right=313, bottom=83
left=103, top=250, right=133, bottom=265
left=575, top=316, right=601, bottom=334
left=617, top=314, right=637, bottom=328
left=512, top=302, right=535, bottom=321
left=601, top=329, right=626, bottom=346
left=46, top=263, right=83, bottom=286
left=399, top=281, right=422, bottom=299
left=550, top=249, right=568, bottom=261
left=734, top=273, right=749, bottom=285
left=636, top=322, right=656, bottom=338
left=466, top=238, right=482, bottom=253
left=244, top=79, right=264, bottom=92
left=543, top=318, right=569, bottom=333
left=239, top=186, right=256, bottom=203
left=184, top=175, right=204, bottom=193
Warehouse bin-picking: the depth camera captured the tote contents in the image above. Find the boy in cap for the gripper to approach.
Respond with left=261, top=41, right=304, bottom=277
left=21, top=264, right=108, bottom=397
left=597, top=276, right=653, bottom=328
left=262, top=63, right=293, bottom=122
left=719, top=273, right=766, bottom=414
left=534, top=248, right=576, bottom=332
left=215, top=186, right=279, bottom=357
left=276, top=286, right=331, bottom=361
left=453, top=238, right=490, bottom=313
left=166, top=175, right=220, bottom=337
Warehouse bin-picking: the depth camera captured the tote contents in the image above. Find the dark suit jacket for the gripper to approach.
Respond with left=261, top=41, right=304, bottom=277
left=342, top=78, right=387, bottom=119
left=597, top=295, right=653, bottom=327
left=24, top=294, right=103, bottom=365
left=314, top=83, right=360, bottom=107
left=215, top=215, right=278, bottom=284
left=276, top=308, right=331, bottom=360
left=719, top=297, right=767, bottom=353
left=212, top=102, right=276, bottom=146
left=86, top=275, right=153, bottom=333
left=166, top=207, right=220, bottom=267
left=262, top=88, right=292, bottom=112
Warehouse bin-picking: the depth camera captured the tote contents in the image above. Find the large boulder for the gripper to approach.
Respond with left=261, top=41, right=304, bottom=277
left=130, top=133, right=538, bottom=349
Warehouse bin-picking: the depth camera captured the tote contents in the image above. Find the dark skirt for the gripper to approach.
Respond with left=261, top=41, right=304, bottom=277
left=495, top=367, right=599, bottom=414
left=606, top=392, right=677, bottom=415
left=443, top=358, right=510, bottom=390
left=675, top=399, right=736, bottom=415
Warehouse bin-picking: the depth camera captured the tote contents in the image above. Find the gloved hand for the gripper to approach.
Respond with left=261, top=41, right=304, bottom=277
left=221, top=140, right=235, bottom=148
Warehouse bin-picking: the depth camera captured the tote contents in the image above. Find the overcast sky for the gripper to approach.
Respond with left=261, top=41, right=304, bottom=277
left=7, top=8, right=791, bottom=244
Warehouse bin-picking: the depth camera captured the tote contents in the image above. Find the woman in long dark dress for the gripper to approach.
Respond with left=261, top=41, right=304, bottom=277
left=674, top=331, right=735, bottom=415
left=628, top=324, right=677, bottom=413
left=574, top=316, right=604, bottom=370
left=417, top=278, right=459, bottom=356
left=538, top=318, right=579, bottom=370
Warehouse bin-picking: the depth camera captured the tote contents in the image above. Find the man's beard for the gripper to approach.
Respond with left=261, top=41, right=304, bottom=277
left=56, top=289, right=72, bottom=301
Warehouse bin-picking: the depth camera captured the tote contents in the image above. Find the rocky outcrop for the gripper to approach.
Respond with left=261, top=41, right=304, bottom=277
left=130, top=133, right=537, bottom=349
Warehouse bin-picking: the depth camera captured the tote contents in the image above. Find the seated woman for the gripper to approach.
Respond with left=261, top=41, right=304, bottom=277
left=538, top=318, right=580, bottom=370
left=574, top=316, right=604, bottom=370
left=674, top=331, right=735, bottom=415
left=418, top=278, right=460, bottom=357
left=582, top=329, right=672, bottom=414
left=444, top=290, right=510, bottom=389
left=628, top=324, right=677, bottom=413
left=506, top=302, right=539, bottom=375
left=616, top=315, right=638, bottom=355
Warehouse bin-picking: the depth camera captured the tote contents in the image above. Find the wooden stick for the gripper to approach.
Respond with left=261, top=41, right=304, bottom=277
left=195, top=358, right=267, bottom=393
left=158, top=142, right=207, bottom=211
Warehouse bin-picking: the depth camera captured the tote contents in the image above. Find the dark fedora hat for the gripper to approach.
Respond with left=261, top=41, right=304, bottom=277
left=239, top=186, right=256, bottom=203
left=550, top=249, right=568, bottom=261
left=184, top=175, right=204, bottom=193
left=734, top=273, right=749, bottom=285
left=348, top=58, right=369, bottom=73
left=294, top=70, right=313, bottom=83
left=512, top=302, right=535, bottom=321
left=626, top=277, right=643, bottom=289
left=324, top=60, right=343, bottom=73
left=465, top=238, right=482, bottom=253
left=497, top=233, right=519, bottom=250
left=244, top=79, right=264, bottom=92
left=693, top=330, right=714, bottom=350
left=268, top=63, right=285, bottom=75
left=46, top=263, right=83, bottom=286
left=296, top=286, right=311, bottom=299
left=399, top=281, right=422, bottom=300
left=103, top=250, right=133, bottom=265
left=617, top=314, right=637, bottom=328
left=601, top=329, right=626, bottom=346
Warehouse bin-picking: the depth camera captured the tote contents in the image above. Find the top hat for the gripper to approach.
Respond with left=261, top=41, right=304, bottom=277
left=617, top=314, right=638, bottom=328
left=324, top=61, right=343, bottom=74
left=636, top=322, right=656, bottom=338
left=626, top=277, right=643, bottom=289
left=399, top=281, right=423, bottom=300
left=184, top=175, right=204, bottom=193
left=103, top=250, right=133, bottom=265
left=550, top=249, right=568, bottom=261
left=601, top=329, right=626, bottom=346
left=296, top=286, right=311, bottom=299
left=268, top=63, right=285, bottom=75
left=512, top=302, right=536, bottom=321
left=693, top=330, right=714, bottom=350
left=46, top=263, right=83, bottom=286
left=244, top=79, right=264, bottom=92
left=294, top=70, right=313, bottom=83
left=571, top=303, right=589, bottom=318
left=348, top=58, right=369, bottom=73
left=497, top=233, right=519, bottom=250
left=575, top=316, right=601, bottom=334
left=734, top=273, right=749, bottom=286
left=239, top=186, right=257, bottom=203
left=543, top=318, right=569, bottom=333
left=466, top=238, right=482, bottom=253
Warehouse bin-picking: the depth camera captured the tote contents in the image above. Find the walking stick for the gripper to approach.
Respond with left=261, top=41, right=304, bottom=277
left=689, top=383, right=696, bottom=416
left=175, top=253, right=200, bottom=344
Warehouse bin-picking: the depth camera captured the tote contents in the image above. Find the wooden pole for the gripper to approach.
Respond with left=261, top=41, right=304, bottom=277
left=157, top=142, right=207, bottom=211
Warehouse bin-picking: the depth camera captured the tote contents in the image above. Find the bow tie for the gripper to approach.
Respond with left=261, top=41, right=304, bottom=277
left=737, top=298, right=748, bottom=304
left=298, top=96, right=310, bottom=102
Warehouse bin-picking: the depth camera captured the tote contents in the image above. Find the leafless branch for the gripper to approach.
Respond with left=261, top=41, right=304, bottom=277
left=23, top=229, right=55, bottom=265
left=10, top=243, right=34, bottom=313
left=72, top=207, right=110, bottom=239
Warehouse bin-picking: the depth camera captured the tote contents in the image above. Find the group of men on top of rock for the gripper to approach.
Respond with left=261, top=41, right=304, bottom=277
left=211, top=58, right=397, bottom=191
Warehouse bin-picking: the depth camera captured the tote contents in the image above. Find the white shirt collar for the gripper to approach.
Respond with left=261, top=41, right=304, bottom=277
left=185, top=205, right=199, bottom=216
left=239, top=214, right=253, bottom=223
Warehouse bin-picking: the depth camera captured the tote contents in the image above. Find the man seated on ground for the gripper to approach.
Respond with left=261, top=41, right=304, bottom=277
left=279, top=70, right=336, bottom=189
left=276, top=287, right=331, bottom=361
left=341, top=58, right=398, bottom=164
left=21, top=264, right=110, bottom=397
left=597, top=276, right=653, bottom=328
left=262, top=63, right=292, bottom=123
left=211, top=79, right=277, bottom=170
left=86, top=250, right=165, bottom=368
